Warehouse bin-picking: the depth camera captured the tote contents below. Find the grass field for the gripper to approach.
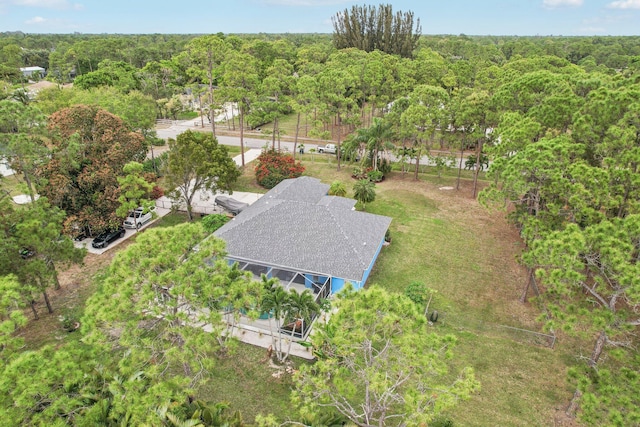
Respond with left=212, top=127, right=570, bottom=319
left=15, top=158, right=577, bottom=426
left=299, top=163, right=575, bottom=426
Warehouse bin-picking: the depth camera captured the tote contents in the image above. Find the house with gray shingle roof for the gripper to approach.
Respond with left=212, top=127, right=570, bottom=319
left=214, top=176, right=391, bottom=296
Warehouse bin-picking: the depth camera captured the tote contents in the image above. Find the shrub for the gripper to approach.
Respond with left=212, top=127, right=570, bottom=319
left=143, top=152, right=168, bottom=175
left=201, top=213, right=230, bottom=232
left=367, top=169, right=384, bottom=182
left=328, top=180, right=347, bottom=197
left=151, top=185, right=164, bottom=200
left=255, top=149, right=305, bottom=189
left=404, top=281, right=436, bottom=307
left=430, top=415, right=455, bottom=427
left=147, top=135, right=166, bottom=146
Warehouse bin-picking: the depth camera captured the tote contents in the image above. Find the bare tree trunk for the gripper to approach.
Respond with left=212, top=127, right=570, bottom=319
left=19, top=159, right=37, bottom=203
left=272, top=119, right=276, bottom=150
left=207, top=49, right=216, bottom=138
left=293, top=112, right=301, bottom=159
left=43, top=291, right=53, bottom=314
left=231, top=104, right=235, bottom=131
left=520, top=267, right=539, bottom=303
left=566, top=389, right=582, bottom=418
left=209, top=108, right=216, bottom=138
left=456, top=142, right=464, bottom=190
left=239, top=106, right=246, bottom=167
left=277, top=119, right=281, bottom=152
left=472, top=140, right=482, bottom=198
left=30, top=300, right=39, bottom=320
left=199, top=93, right=204, bottom=128
left=414, top=155, right=420, bottom=181
left=51, top=264, right=61, bottom=290
left=336, top=112, right=342, bottom=171
left=589, top=330, right=607, bottom=368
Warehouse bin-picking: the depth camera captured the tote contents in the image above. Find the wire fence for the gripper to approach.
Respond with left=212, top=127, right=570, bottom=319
left=435, top=313, right=556, bottom=349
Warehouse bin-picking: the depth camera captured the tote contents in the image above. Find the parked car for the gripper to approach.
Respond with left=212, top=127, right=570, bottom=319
left=123, top=207, right=156, bottom=229
left=20, top=248, right=35, bottom=259
left=91, top=227, right=126, bottom=249
left=317, top=143, right=337, bottom=154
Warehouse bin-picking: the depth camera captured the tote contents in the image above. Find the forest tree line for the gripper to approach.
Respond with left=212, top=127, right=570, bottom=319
left=1, top=25, right=640, bottom=425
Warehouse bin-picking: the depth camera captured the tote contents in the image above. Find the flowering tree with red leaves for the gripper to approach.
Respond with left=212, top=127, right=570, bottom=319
left=254, top=149, right=305, bottom=189
left=37, top=105, right=147, bottom=235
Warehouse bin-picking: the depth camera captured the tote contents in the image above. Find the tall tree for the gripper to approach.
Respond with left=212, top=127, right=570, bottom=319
left=185, top=34, right=229, bottom=137
left=72, top=59, right=141, bottom=93
left=315, top=64, right=358, bottom=171
left=258, top=59, right=295, bottom=150
left=84, top=223, right=260, bottom=385
left=220, top=50, right=260, bottom=167
left=0, top=100, right=49, bottom=202
left=400, top=84, right=449, bottom=180
left=116, top=161, right=154, bottom=230
left=37, top=105, right=147, bottom=235
left=332, top=4, right=422, bottom=58
left=70, top=87, right=158, bottom=136
left=525, top=215, right=640, bottom=417
left=13, top=198, right=86, bottom=315
left=293, top=285, right=479, bottom=426
left=164, top=130, right=240, bottom=221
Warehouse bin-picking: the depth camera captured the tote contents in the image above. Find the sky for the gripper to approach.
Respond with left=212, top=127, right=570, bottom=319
left=0, top=0, right=639, bottom=36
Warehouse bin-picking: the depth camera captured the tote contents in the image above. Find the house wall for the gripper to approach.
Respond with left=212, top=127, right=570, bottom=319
left=360, top=237, right=386, bottom=286
left=331, top=277, right=363, bottom=293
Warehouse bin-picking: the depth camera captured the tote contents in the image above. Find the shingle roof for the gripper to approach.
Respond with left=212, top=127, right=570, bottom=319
left=214, top=176, right=391, bottom=282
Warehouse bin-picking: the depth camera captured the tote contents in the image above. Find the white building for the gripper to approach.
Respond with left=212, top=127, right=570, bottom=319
left=19, top=66, right=46, bottom=79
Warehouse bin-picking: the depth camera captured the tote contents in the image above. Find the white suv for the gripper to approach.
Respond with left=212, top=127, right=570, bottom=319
left=123, top=207, right=156, bottom=229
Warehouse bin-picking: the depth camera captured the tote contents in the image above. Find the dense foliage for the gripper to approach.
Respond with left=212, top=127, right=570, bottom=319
left=332, top=4, right=421, bottom=58
left=293, top=286, right=479, bottom=425
left=37, top=105, right=147, bottom=235
left=164, top=130, right=241, bottom=221
left=254, top=149, right=305, bottom=189
left=1, top=26, right=640, bottom=425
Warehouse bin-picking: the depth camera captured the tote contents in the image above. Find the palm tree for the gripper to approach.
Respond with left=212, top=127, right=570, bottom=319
left=353, top=117, right=394, bottom=171
left=353, top=179, right=376, bottom=211
left=284, top=289, right=319, bottom=360
left=328, top=180, right=347, bottom=197
left=260, top=277, right=289, bottom=362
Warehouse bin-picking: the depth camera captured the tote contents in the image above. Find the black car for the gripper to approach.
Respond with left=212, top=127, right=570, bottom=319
left=91, top=227, right=126, bottom=249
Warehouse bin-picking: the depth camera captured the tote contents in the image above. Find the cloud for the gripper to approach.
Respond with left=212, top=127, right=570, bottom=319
left=25, top=15, right=46, bottom=23
left=607, top=0, right=640, bottom=9
left=12, top=0, right=83, bottom=9
left=577, top=26, right=607, bottom=34
left=543, top=0, right=583, bottom=7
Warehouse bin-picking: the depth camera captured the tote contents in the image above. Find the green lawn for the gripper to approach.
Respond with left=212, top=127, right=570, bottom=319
left=1, top=173, right=27, bottom=197
left=299, top=164, right=571, bottom=426
left=188, top=162, right=572, bottom=425
left=18, top=160, right=572, bottom=425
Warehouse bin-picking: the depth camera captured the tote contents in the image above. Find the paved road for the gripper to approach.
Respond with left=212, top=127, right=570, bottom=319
left=155, top=118, right=477, bottom=169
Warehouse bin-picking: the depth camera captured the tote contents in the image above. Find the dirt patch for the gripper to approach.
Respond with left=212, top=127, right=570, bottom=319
left=16, top=240, right=134, bottom=349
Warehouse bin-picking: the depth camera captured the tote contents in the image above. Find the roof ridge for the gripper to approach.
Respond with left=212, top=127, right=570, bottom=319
left=324, top=206, right=367, bottom=269
left=215, top=198, right=283, bottom=235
